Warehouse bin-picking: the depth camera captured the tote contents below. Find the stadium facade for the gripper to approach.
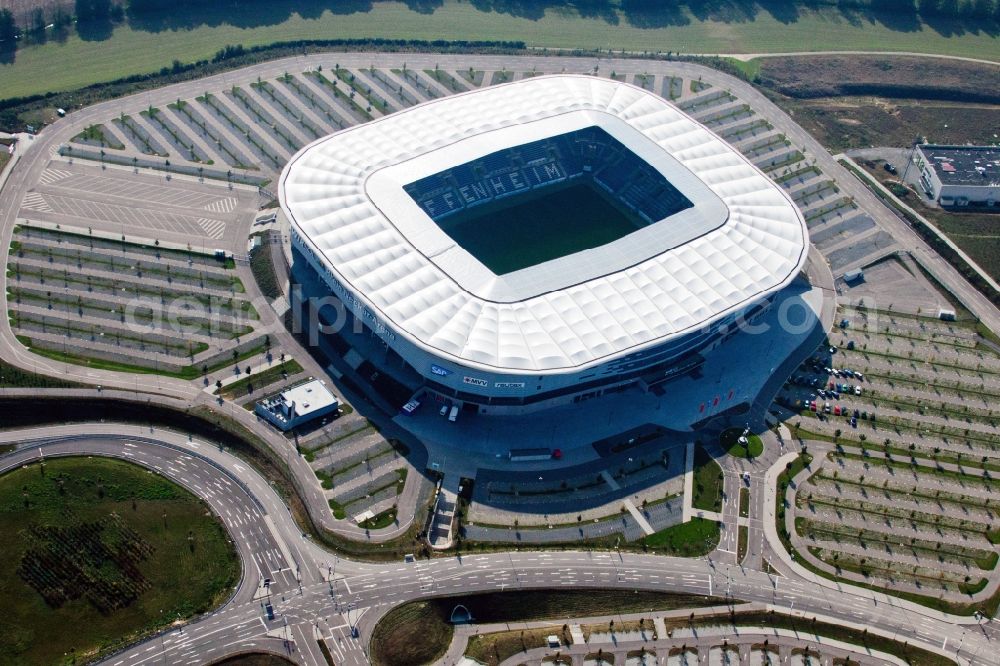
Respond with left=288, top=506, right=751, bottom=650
left=280, top=75, right=809, bottom=415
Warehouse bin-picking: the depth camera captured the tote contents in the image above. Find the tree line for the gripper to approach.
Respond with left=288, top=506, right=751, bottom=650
left=3, top=0, right=1000, bottom=45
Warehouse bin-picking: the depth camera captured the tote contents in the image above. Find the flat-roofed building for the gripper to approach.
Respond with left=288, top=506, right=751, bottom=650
left=255, top=379, right=340, bottom=431
left=916, top=144, right=1000, bottom=208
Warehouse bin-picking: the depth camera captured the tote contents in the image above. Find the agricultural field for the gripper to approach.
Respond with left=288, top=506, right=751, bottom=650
left=2, top=2, right=1000, bottom=104
left=756, top=55, right=999, bottom=104
left=0, top=457, right=238, bottom=666
left=777, top=96, right=1000, bottom=153
left=756, top=55, right=1000, bottom=152
left=776, top=304, right=1000, bottom=608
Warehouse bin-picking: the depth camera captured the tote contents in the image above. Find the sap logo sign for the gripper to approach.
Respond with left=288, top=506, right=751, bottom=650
left=430, top=364, right=452, bottom=377
left=463, top=376, right=489, bottom=387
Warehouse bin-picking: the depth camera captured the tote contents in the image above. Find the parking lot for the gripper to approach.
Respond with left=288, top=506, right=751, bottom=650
left=8, top=223, right=263, bottom=375
left=776, top=299, right=1000, bottom=599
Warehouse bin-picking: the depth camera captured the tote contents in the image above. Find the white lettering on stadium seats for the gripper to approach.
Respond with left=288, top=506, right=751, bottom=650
left=542, top=162, right=562, bottom=180
left=459, top=182, right=489, bottom=203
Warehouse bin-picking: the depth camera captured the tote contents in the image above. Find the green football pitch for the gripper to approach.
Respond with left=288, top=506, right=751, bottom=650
left=437, top=182, right=643, bottom=275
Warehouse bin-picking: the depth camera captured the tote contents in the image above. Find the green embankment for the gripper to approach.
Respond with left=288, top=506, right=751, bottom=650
left=0, top=457, right=239, bottom=666
left=1, top=2, right=997, bottom=102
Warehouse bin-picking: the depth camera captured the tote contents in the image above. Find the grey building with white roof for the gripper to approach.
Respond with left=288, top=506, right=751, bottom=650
left=916, top=144, right=1000, bottom=208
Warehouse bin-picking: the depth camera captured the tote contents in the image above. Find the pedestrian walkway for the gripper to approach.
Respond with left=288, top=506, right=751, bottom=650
left=681, top=442, right=695, bottom=522
left=202, top=351, right=292, bottom=393
left=623, top=498, right=655, bottom=536
left=430, top=478, right=459, bottom=549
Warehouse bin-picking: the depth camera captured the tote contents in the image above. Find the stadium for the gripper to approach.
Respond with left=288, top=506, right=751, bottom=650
left=280, top=75, right=809, bottom=416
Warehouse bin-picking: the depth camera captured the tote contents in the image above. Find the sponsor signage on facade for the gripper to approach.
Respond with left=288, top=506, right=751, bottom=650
left=462, top=376, right=488, bottom=387
left=430, top=364, right=452, bottom=377
left=494, top=381, right=525, bottom=388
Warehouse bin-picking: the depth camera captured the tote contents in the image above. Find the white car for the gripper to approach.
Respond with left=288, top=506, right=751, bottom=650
left=854, top=386, right=862, bottom=395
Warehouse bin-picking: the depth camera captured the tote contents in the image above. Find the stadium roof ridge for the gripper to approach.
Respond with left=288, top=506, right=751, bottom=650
left=280, top=74, right=809, bottom=373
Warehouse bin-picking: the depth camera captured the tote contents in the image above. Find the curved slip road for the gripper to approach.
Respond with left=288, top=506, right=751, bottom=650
left=2, top=426, right=998, bottom=666
left=2, top=52, right=1000, bottom=665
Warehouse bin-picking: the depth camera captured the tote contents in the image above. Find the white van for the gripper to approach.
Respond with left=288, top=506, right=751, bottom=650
left=439, top=404, right=449, bottom=417
left=448, top=405, right=459, bottom=422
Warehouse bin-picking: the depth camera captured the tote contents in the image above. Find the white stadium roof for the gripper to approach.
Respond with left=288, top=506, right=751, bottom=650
left=280, top=74, right=809, bottom=374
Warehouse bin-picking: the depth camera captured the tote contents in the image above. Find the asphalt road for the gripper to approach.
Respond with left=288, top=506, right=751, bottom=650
left=2, top=52, right=1000, bottom=665
left=2, top=427, right=997, bottom=666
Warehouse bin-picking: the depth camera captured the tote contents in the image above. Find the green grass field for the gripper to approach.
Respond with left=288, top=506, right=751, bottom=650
left=691, top=445, right=724, bottom=512
left=721, top=428, right=764, bottom=459
left=438, top=182, right=644, bottom=274
left=371, top=589, right=729, bottom=666
left=0, top=457, right=239, bottom=666
left=0, top=2, right=997, bottom=102
left=641, top=517, right=720, bottom=556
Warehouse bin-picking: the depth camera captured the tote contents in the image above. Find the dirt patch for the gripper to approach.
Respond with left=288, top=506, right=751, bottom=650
left=756, top=54, right=1000, bottom=152
left=774, top=95, right=1000, bottom=151
left=758, top=55, right=1000, bottom=104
